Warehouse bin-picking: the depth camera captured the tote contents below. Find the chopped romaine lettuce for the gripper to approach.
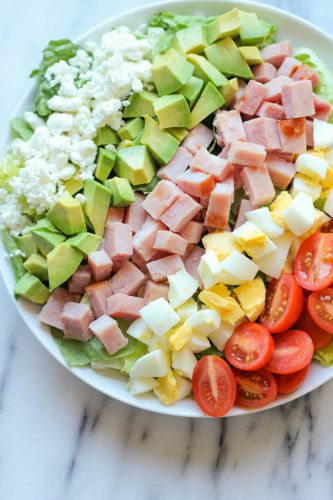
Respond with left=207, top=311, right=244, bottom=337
left=313, top=340, right=333, bottom=367
left=149, top=11, right=216, bottom=31
left=195, top=345, right=224, bottom=361
left=259, top=19, right=277, bottom=47
left=0, top=154, right=21, bottom=191
left=1, top=230, right=26, bottom=281
left=229, top=188, right=245, bottom=227
left=121, top=341, right=147, bottom=374
left=133, top=176, right=159, bottom=194
left=10, top=117, right=33, bottom=141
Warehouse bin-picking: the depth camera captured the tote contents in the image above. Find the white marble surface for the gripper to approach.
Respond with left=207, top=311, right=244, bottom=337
left=1, top=1, right=333, bottom=499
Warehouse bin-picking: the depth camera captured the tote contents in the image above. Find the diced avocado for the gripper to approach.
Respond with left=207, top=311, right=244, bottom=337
left=83, top=180, right=111, bottom=237
left=152, top=48, right=194, bottom=96
left=178, top=76, right=204, bottom=108
left=105, top=177, right=136, bottom=207
left=239, top=11, right=267, bottom=45
left=124, top=91, right=158, bottom=118
left=17, top=233, right=38, bottom=258
left=205, top=8, right=241, bottom=45
left=66, top=232, right=102, bottom=257
left=189, top=82, right=225, bottom=129
left=220, top=78, right=239, bottom=107
left=95, top=126, right=120, bottom=146
left=23, top=253, right=48, bottom=281
left=47, top=192, right=86, bottom=236
left=117, top=139, right=134, bottom=150
left=31, top=229, right=66, bottom=257
left=95, top=148, right=116, bottom=182
left=14, top=273, right=50, bottom=304
left=47, top=243, right=83, bottom=290
left=168, top=128, right=189, bottom=142
left=26, top=218, right=61, bottom=234
left=115, top=145, right=155, bottom=185
left=118, top=118, right=144, bottom=141
left=205, top=37, right=253, bottom=79
left=174, top=24, right=207, bottom=54
left=154, top=94, right=190, bottom=129
left=187, top=54, right=227, bottom=87
left=64, top=177, right=84, bottom=195
left=141, top=116, right=179, bottom=165
left=239, top=46, right=263, bottom=65
left=1, top=231, right=25, bottom=281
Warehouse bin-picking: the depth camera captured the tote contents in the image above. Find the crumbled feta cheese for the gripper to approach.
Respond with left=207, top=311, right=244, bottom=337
left=75, top=193, right=86, bottom=204
left=24, top=111, right=45, bottom=130
left=69, top=139, right=97, bottom=168
left=47, top=113, right=74, bottom=135
left=48, top=96, right=83, bottom=112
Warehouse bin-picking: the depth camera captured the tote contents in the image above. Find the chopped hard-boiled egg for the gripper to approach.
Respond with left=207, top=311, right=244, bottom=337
left=291, top=173, right=322, bottom=201
left=234, top=277, right=266, bottom=321
left=218, top=270, right=243, bottom=286
left=246, top=207, right=284, bottom=239
left=232, top=221, right=277, bottom=259
left=322, top=165, right=333, bottom=196
left=295, top=153, right=328, bottom=180
left=154, top=369, right=179, bottom=405
left=302, top=209, right=325, bottom=239
left=172, top=348, right=197, bottom=379
left=140, top=298, right=180, bottom=337
left=199, top=285, right=245, bottom=325
left=176, top=298, right=198, bottom=322
left=313, top=118, right=333, bottom=149
left=129, top=377, right=158, bottom=395
left=220, top=250, right=259, bottom=282
left=254, top=231, right=293, bottom=279
left=130, top=349, right=171, bottom=378
left=148, top=334, right=170, bottom=352
left=202, top=231, right=241, bottom=260
left=187, top=331, right=211, bottom=353
left=167, top=268, right=198, bottom=308
left=168, top=323, right=193, bottom=352
left=270, top=191, right=293, bottom=227
left=174, top=375, right=192, bottom=401
left=324, top=188, right=333, bottom=217
left=208, top=321, right=234, bottom=351
left=127, top=318, right=153, bottom=345
left=282, top=192, right=315, bottom=236
left=198, top=250, right=222, bottom=289
left=185, top=309, right=221, bottom=335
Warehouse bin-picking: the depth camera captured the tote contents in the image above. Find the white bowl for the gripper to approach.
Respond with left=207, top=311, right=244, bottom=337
left=1, top=0, right=333, bottom=418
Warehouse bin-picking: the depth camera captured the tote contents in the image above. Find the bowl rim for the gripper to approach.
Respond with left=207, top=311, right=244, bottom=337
left=2, top=0, right=333, bottom=418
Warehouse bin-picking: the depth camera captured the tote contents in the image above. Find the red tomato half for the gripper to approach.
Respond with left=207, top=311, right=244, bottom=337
left=192, top=356, right=237, bottom=417
left=308, top=288, right=333, bottom=334
left=296, top=304, right=332, bottom=351
left=266, top=330, right=314, bottom=374
left=260, top=274, right=304, bottom=333
left=224, top=322, right=273, bottom=371
left=294, top=232, right=333, bottom=291
left=233, top=368, right=277, bottom=409
left=275, top=365, right=310, bottom=394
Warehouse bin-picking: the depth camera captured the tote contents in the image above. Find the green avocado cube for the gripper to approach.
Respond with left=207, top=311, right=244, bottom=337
left=115, top=145, right=155, bottom=185
left=205, top=8, right=241, bottom=45
left=47, top=192, right=86, bottom=236
left=152, top=48, right=194, bottom=96
left=17, top=233, right=38, bottom=258
left=83, top=180, right=111, bottom=237
left=205, top=37, right=253, bottom=79
left=118, top=118, right=144, bottom=141
left=220, top=78, right=239, bottom=107
left=66, top=232, right=102, bottom=257
left=167, top=128, right=189, bottom=142
left=95, top=148, right=116, bottom=182
left=154, top=94, right=190, bottom=129
left=14, top=273, right=50, bottom=304
left=239, top=11, right=267, bottom=45
left=187, top=54, right=227, bottom=87
left=31, top=229, right=66, bottom=257
left=124, top=91, right=158, bottom=118
left=95, top=126, right=120, bottom=146
left=141, top=116, right=179, bottom=165
left=239, top=46, right=263, bottom=65
left=189, top=82, right=225, bottom=129
left=23, top=253, right=48, bottom=281
left=178, top=76, right=204, bottom=108
left=174, top=24, right=207, bottom=54
left=64, top=178, right=84, bottom=195
left=47, top=243, right=83, bottom=290
left=117, top=140, right=134, bottom=150
left=26, top=218, right=61, bottom=234
left=105, top=177, right=136, bottom=207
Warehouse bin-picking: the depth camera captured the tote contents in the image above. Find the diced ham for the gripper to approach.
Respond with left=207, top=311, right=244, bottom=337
left=176, top=170, right=215, bottom=197
left=257, top=102, right=286, bottom=121
left=157, top=147, right=193, bottom=183
left=233, top=164, right=244, bottom=190
left=98, top=239, right=105, bottom=251
left=219, top=144, right=231, bottom=160
left=278, top=118, right=307, bottom=154
left=182, top=123, right=213, bottom=155
left=265, top=76, right=292, bottom=103
left=153, top=230, right=188, bottom=256
left=261, top=40, right=293, bottom=67
left=240, top=165, right=275, bottom=207
left=244, top=117, right=281, bottom=151
left=236, top=80, right=267, bottom=116
left=105, top=207, right=125, bottom=227
left=312, top=94, right=332, bottom=121
left=89, top=315, right=128, bottom=355
left=68, top=265, right=91, bottom=294
left=124, top=193, right=147, bottom=233
left=277, top=56, right=302, bottom=77
left=183, top=242, right=197, bottom=260
left=234, top=199, right=254, bottom=229
left=146, top=255, right=184, bottom=282
left=130, top=253, right=148, bottom=274
left=85, top=281, right=112, bottom=318
left=142, top=180, right=181, bottom=219
left=214, top=110, right=246, bottom=146
left=142, top=281, right=169, bottom=304
left=306, top=119, right=314, bottom=147
left=159, top=194, right=202, bottom=232
left=106, top=293, right=144, bottom=320
left=204, top=176, right=234, bottom=230
left=184, top=246, right=205, bottom=285
left=178, top=220, right=204, bottom=244
left=104, top=222, right=133, bottom=261
left=228, top=141, right=266, bottom=166
left=112, top=258, right=129, bottom=274
left=265, top=153, right=296, bottom=189
left=281, top=80, right=315, bottom=119
left=253, top=62, right=277, bottom=83
left=109, top=260, right=146, bottom=295
left=133, top=216, right=165, bottom=262
left=235, top=79, right=247, bottom=105
left=60, top=302, right=94, bottom=341
left=292, top=64, right=321, bottom=88
left=189, top=147, right=234, bottom=181
left=39, top=288, right=80, bottom=329
left=88, top=250, right=113, bottom=282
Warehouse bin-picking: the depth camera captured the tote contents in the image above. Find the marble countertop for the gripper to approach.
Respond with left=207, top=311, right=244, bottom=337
left=1, top=0, right=333, bottom=498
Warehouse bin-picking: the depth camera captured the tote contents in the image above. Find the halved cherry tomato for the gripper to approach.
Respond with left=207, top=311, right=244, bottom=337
left=294, top=232, right=333, bottom=291
left=192, top=356, right=236, bottom=417
left=321, top=218, right=333, bottom=233
left=260, top=274, right=304, bottom=333
left=308, top=288, right=333, bottom=334
left=296, top=304, right=332, bottom=350
left=275, top=365, right=310, bottom=394
left=266, top=330, right=314, bottom=374
left=233, top=368, right=277, bottom=409
left=224, top=322, right=273, bottom=371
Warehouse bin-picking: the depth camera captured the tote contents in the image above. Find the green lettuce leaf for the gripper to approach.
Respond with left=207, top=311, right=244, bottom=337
left=10, top=117, right=33, bottom=141
left=121, top=341, right=147, bottom=374
left=51, top=328, right=91, bottom=366
left=0, top=154, right=21, bottom=191
left=195, top=345, right=224, bottom=361
left=133, top=176, right=159, bottom=194
left=259, top=19, right=277, bottom=47
left=149, top=11, right=216, bottom=31
left=1, top=230, right=26, bottom=281
left=229, top=188, right=245, bottom=228
left=313, top=340, right=333, bottom=367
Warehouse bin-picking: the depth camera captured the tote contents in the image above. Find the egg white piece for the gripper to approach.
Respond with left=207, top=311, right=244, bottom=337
left=130, top=349, right=171, bottom=378
left=324, top=188, right=333, bottom=217
left=140, top=298, right=180, bottom=337
left=130, top=377, right=158, bottom=395
left=172, top=349, right=198, bottom=379
left=127, top=318, right=153, bottom=345
left=246, top=207, right=285, bottom=239
left=176, top=298, right=198, bottom=322
left=208, top=321, right=234, bottom=351
left=197, top=250, right=222, bottom=289
left=254, top=232, right=293, bottom=279
left=187, top=332, right=211, bottom=353
left=220, top=250, right=259, bottom=282
left=291, top=174, right=322, bottom=201
left=295, top=153, right=328, bottom=180
left=185, top=309, right=221, bottom=335
left=174, top=375, right=192, bottom=400
left=282, top=192, right=315, bottom=236
left=232, top=221, right=277, bottom=259
left=313, top=119, right=333, bottom=149
left=168, top=268, right=199, bottom=309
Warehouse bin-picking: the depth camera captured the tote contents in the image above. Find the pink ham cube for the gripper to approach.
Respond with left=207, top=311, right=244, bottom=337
left=182, top=123, right=213, bottom=155
left=133, top=216, right=165, bottom=262
left=228, top=140, right=266, bottom=166
left=184, top=246, right=205, bottom=286
left=106, top=293, right=144, bottom=320
left=104, top=222, right=133, bottom=261
left=312, top=94, right=332, bottom=122
left=85, top=281, right=112, bottom=318
left=214, top=110, right=246, bottom=145
left=277, top=57, right=302, bottom=77
left=146, top=255, right=184, bottom=282
left=261, top=40, right=293, bottom=67
left=265, top=153, right=296, bottom=189
left=39, top=288, right=80, bottom=330
left=292, top=64, right=321, bottom=88
left=281, top=80, right=315, bottom=119
left=234, top=199, right=254, bottom=229
left=306, top=119, right=314, bottom=147
left=88, top=250, right=113, bottom=282
left=142, top=281, right=169, bottom=304
left=244, top=117, right=281, bottom=151
left=89, top=315, right=128, bottom=355
left=240, top=165, right=275, bottom=207
left=60, top=302, right=94, bottom=341
left=178, top=220, right=204, bottom=244
left=257, top=102, right=286, bottom=121
left=68, top=265, right=91, bottom=294
left=233, top=164, right=244, bottom=191
left=159, top=194, right=202, bottom=232
left=204, top=176, right=234, bottom=230
left=278, top=118, right=307, bottom=154
left=265, top=76, right=292, bottom=103
left=153, top=230, right=188, bottom=256
left=142, top=180, right=181, bottom=219
left=253, top=62, right=277, bottom=83
left=109, top=260, right=146, bottom=296
left=176, top=170, right=215, bottom=198
left=190, top=148, right=234, bottom=181
left=124, top=192, right=147, bottom=233
left=157, top=147, right=193, bottom=183
left=236, top=80, right=267, bottom=116
left=105, top=207, right=125, bottom=228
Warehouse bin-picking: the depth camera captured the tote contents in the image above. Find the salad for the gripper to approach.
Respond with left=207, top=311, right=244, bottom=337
left=2, top=8, right=333, bottom=417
